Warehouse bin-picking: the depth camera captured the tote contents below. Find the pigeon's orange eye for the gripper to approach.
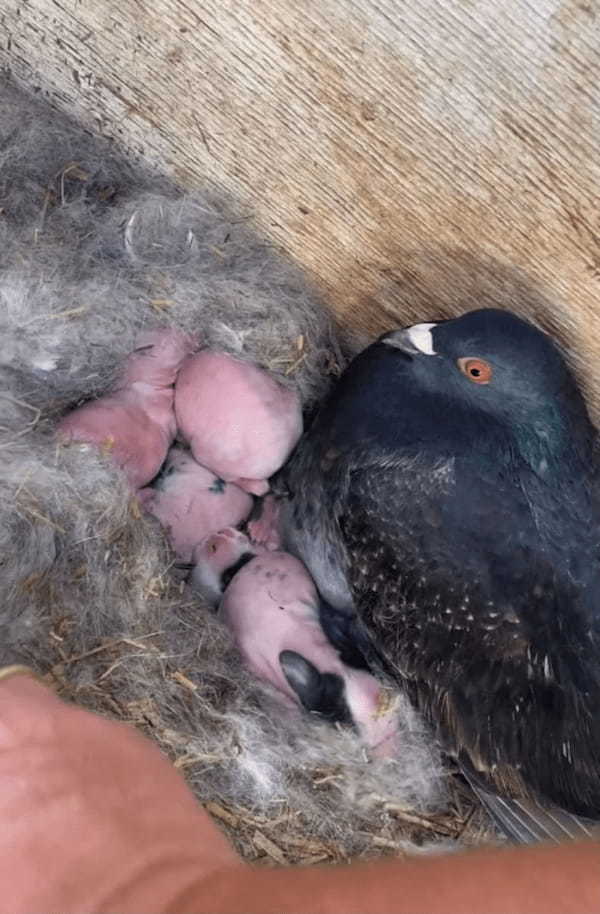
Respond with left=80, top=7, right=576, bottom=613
left=457, top=357, right=492, bottom=384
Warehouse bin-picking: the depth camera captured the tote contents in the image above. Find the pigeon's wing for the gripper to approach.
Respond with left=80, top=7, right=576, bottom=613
left=462, top=762, right=600, bottom=844
left=337, top=454, right=600, bottom=826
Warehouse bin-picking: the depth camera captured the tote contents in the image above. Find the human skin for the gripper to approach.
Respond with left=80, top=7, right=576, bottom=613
left=0, top=672, right=597, bottom=914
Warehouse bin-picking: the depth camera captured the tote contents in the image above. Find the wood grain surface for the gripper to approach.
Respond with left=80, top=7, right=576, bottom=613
left=2, top=1, right=600, bottom=407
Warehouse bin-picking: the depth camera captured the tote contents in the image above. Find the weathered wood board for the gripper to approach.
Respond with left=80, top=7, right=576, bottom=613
left=2, top=1, right=600, bottom=404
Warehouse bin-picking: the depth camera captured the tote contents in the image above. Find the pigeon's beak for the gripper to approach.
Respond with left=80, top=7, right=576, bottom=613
left=381, top=329, right=420, bottom=356
left=381, top=323, right=438, bottom=356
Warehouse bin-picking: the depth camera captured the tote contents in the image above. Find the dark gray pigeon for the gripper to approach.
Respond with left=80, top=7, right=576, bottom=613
left=278, top=308, right=600, bottom=844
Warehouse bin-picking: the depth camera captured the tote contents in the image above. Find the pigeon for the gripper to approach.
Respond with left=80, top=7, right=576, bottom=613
left=278, top=307, right=600, bottom=843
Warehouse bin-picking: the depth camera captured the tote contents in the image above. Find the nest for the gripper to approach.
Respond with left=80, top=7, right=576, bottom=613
left=0, top=77, right=497, bottom=862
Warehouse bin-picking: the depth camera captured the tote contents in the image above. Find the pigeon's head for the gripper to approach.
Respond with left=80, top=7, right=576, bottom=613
left=379, top=308, right=593, bottom=465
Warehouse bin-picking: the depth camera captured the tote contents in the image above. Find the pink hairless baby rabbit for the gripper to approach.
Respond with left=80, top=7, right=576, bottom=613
left=139, top=445, right=253, bottom=562
left=191, top=528, right=401, bottom=758
left=58, top=329, right=195, bottom=489
left=174, top=350, right=303, bottom=496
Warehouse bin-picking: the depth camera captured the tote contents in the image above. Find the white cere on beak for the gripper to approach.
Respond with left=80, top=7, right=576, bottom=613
left=405, top=323, right=437, bottom=355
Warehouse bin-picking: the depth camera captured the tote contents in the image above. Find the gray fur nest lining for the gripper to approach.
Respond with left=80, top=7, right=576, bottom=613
left=0, top=79, right=493, bottom=863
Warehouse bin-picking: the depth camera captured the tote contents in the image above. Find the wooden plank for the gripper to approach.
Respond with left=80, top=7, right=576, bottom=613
left=2, top=1, right=600, bottom=405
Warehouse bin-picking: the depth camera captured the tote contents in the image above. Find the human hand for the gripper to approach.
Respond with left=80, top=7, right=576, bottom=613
left=0, top=670, right=242, bottom=914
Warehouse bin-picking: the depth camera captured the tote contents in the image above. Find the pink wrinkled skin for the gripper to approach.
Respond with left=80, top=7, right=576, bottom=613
left=190, top=526, right=264, bottom=607
left=194, top=532, right=400, bottom=757
left=58, top=330, right=195, bottom=489
left=247, top=494, right=282, bottom=551
left=174, top=351, right=303, bottom=495
left=139, top=446, right=253, bottom=561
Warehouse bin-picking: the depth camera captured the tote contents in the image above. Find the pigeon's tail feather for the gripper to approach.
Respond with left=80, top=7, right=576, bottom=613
left=471, top=782, right=600, bottom=845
